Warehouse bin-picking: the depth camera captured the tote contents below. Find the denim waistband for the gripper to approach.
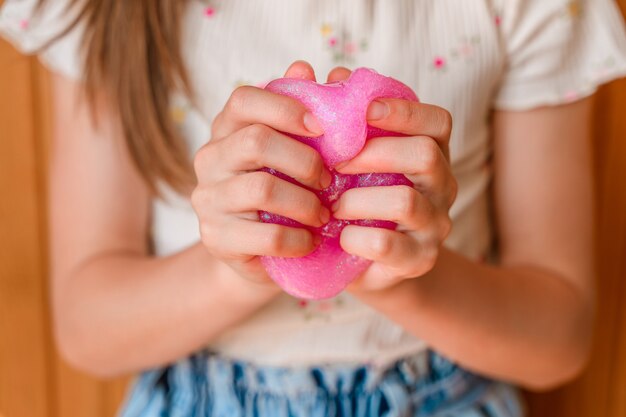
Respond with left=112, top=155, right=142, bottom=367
left=120, top=349, right=522, bottom=417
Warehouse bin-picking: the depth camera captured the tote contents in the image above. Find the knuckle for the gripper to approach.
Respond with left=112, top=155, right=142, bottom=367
left=306, top=195, right=324, bottom=220
left=227, top=85, right=254, bottom=114
left=246, top=171, right=276, bottom=206
left=298, top=148, right=323, bottom=184
left=393, top=186, right=418, bottom=221
left=192, top=143, right=214, bottom=176
left=265, top=226, right=310, bottom=256
left=210, top=112, right=224, bottom=137
left=199, top=222, right=220, bottom=251
left=272, top=99, right=300, bottom=125
left=411, top=245, right=438, bottom=276
left=240, top=124, right=272, bottom=161
left=199, top=223, right=213, bottom=243
left=448, top=177, right=459, bottom=206
left=439, top=109, right=453, bottom=137
left=417, top=139, right=441, bottom=173
left=421, top=246, right=439, bottom=272
left=190, top=187, right=204, bottom=211
left=190, top=186, right=216, bottom=214
left=265, top=225, right=288, bottom=253
left=297, top=188, right=321, bottom=214
left=370, top=230, right=394, bottom=259
left=397, top=101, right=417, bottom=126
left=440, top=216, right=453, bottom=240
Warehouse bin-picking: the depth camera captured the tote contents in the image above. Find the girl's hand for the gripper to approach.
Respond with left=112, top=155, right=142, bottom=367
left=192, top=62, right=331, bottom=284
left=329, top=68, right=457, bottom=291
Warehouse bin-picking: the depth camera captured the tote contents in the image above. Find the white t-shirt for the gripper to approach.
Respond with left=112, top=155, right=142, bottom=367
left=2, top=0, right=626, bottom=367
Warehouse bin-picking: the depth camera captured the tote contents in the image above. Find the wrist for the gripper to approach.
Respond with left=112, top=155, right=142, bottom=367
left=188, top=243, right=282, bottom=309
left=214, top=259, right=282, bottom=305
left=349, top=274, right=429, bottom=312
left=347, top=249, right=454, bottom=310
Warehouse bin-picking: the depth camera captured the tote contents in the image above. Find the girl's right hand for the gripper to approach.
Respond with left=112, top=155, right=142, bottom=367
left=191, top=61, right=332, bottom=284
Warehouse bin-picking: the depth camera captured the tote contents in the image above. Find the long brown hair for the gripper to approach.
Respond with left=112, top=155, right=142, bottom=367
left=40, top=0, right=194, bottom=194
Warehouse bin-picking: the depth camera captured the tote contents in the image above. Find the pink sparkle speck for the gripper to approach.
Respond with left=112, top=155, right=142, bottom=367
left=298, top=300, right=308, bottom=308
left=203, top=7, right=215, bottom=17
left=433, top=56, right=446, bottom=69
left=495, top=15, right=502, bottom=26
left=328, top=37, right=337, bottom=47
left=19, top=19, right=29, bottom=29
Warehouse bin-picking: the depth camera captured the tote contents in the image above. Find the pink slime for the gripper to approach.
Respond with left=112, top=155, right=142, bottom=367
left=260, top=68, right=419, bottom=300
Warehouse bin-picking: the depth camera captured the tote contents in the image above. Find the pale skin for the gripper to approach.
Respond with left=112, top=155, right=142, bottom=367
left=50, top=61, right=594, bottom=390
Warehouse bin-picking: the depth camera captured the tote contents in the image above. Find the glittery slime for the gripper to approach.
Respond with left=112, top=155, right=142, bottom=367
left=260, top=68, right=418, bottom=300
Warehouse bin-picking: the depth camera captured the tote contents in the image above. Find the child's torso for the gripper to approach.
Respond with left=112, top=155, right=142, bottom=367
left=152, top=0, right=504, bottom=367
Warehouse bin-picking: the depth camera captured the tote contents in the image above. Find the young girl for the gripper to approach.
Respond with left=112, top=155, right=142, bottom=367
left=2, top=0, right=626, bottom=415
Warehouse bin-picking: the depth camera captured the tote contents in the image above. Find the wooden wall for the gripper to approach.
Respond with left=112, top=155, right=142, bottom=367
left=0, top=32, right=128, bottom=417
left=0, top=2, right=625, bottom=415
left=524, top=51, right=626, bottom=417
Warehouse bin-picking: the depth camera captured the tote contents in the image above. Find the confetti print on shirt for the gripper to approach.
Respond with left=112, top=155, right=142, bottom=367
left=319, top=23, right=368, bottom=65
left=296, top=295, right=346, bottom=322
left=199, top=1, right=217, bottom=18
left=431, top=56, right=447, bottom=72
left=450, top=35, right=481, bottom=62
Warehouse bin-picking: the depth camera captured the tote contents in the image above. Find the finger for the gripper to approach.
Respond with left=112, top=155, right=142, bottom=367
left=333, top=185, right=441, bottom=232
left=336, top=136, right=456, bottom=208
left=214, top=219, right=316, bottom=258
left=366, top=99, right=452, bottom=159
left=349, top=257, right=435, bottom=291
left=194, top=124, right=331, bottom=189
left=214, top=172, right=329, bottom=227
left=340, top=226, right=439, bottom=286
left=340, top=225, right=437, bottom=275
left=326, top=66, right=352, bottom=83
left=211, top=85, right=324, bottom=139
left=284, top=60, right=317, bottom=81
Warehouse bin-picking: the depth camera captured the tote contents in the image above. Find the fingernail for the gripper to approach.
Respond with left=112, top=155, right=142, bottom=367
left=319, top=206, right=331, bottom=224
left=367, top=100, right=389, bottom=120
left=320, top=169, right=332, bottom=189
left=303, top=112, right=324, bottom=135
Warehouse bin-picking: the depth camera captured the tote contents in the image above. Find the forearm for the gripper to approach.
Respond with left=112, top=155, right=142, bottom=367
left=53, top=243, right=280, bottom=377
left=351, top=247, right=594, bottom=389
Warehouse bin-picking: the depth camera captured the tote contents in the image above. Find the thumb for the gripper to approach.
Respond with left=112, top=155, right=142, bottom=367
left=283, top=60, right=317, bottom=81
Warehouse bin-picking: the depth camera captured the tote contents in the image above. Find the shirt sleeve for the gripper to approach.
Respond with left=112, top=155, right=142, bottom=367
left=0, top=0, right=83, bottom=80
left=493, top=0, right=626, bottom=110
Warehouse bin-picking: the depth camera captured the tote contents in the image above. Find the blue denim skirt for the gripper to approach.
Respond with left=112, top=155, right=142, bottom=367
left=119, top=349, right=524, bottom=417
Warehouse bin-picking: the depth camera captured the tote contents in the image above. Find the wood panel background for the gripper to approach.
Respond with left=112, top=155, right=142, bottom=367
left=0, top=27, right=128, bottom=417
left=0, top=2, right=625, bottom=415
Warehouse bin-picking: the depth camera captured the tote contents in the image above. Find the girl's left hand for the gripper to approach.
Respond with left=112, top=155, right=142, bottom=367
left=327, top=68, right=457, bottom=291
